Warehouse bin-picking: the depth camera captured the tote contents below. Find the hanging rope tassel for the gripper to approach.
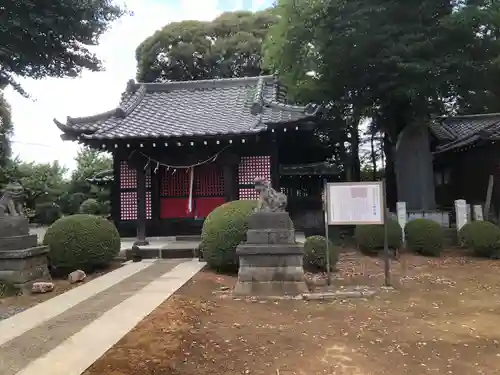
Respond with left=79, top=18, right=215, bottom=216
left=187, top=166, right=195, bottom=214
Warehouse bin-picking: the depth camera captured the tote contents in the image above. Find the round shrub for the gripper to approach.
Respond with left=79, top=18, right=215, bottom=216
left=79, top=198, right=101, bottom=215
left=303, top=235, right=339, bottom=271
left=35, top=202, right=62, bottom=226
left=43, top=214, right=120, bottom=273
left=201, top=200, right=257, bottom=272
left=459, top=221, right=500, bottom=258
left=354, top=219, right=402, bottom=254
left=404, top=218, right=444, bottom=256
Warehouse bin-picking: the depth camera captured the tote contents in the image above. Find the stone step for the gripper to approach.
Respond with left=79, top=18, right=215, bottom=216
left=0, top=246, right=50, bottom=289
left=0, top=234, right=37, bottom=251
left=236, top=243, right=303, bottom=255
left=175, top=235, right=202, bottom=242
left=124, top=246, right=197, bottom=261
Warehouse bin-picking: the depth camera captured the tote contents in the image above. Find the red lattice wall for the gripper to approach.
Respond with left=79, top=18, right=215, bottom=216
left=195, top=164, right=224, bottom=196
left=119, top=161, right=152, bottom=221
left=238, top=156, right=271, bottom=200
left=160, top=164, right=225, bottom=219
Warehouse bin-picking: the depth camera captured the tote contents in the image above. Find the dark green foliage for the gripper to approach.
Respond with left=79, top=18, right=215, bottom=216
left=43, top=214, right=120, bottom=273
left=67, top=148, right=112, bottom=216
left=459, top=221, right=500, bottom=258
left=35, top=202, right=62, bottom=226
left=354, top=219, right=402, bottom=254
left=1, top=0, right=124, bottom=95
left=0, top=280, right=19, bottom=297
left=404, top=219, right=444, bottom=256
left=136, top=10, right=277, bottom=82
left=264, top=0, right=500, bottom=203
left=201, top=200, right=257, bottom=272
left=443, top=227, right=458, bottom=247
left=79, top=198, right=101, bottom=215
left=99, top=200, right=111, bottom=216
left=303, top=235, right=339, bottom=272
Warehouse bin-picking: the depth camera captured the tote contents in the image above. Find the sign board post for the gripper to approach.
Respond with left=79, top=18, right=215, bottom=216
left=322, top=179, right=331, bottom=285
left=382, top=180, right=390, bottom=287
left=324, top=180, right=390, bottom=286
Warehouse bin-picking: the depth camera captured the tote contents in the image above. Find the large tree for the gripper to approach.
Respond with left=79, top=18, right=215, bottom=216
left=0, top=92, right=12, bottom=170
left=136, top=9, right=278, bottom=82
left=0, top=0, right=124, bottom=95
left=264, top=0, right=500, bottom=204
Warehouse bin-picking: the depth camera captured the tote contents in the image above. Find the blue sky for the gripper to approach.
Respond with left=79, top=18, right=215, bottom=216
left=5, top=0, right=274, bottom=172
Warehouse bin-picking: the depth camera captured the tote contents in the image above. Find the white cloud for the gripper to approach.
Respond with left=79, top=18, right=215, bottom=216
left=4, top=0, right=225, bottom=172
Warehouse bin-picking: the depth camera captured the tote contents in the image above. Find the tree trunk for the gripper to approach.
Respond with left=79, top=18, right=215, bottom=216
left=350, top=118, right=361, bottom=181
left=370, top=132, right=377, bottom=181
left=383, top=133, right=397, bottom=211
left=339, top=135, right=348, bottom=181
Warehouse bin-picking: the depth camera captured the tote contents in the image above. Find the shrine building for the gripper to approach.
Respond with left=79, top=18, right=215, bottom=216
left=55, top=75, right=337, bottom=243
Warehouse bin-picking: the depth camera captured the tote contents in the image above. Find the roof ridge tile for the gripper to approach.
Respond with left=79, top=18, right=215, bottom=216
left=54, top=74, right=321, bottom=141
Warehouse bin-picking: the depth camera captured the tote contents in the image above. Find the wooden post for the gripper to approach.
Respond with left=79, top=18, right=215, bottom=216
left=223, top=165, right=237, bottom=202
left=135, top=164, right=149, bottom=246
left=150, top=162, right=160, bottom=236
left=270, top=133, right=280, bottom=190
left=111, top=153, right=120, bottom=229
left=484, top=175, right=494, bottom=220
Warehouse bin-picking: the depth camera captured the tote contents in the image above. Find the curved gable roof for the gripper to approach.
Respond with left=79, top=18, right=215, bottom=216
left=54, top=75, right=321, bottom=141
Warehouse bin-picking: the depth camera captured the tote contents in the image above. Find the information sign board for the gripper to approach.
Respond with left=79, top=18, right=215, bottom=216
left=325, top=181, right=384, bottom=225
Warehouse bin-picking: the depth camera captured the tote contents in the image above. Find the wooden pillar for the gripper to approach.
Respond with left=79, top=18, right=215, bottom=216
left=151, top=165, right=160, bottom=236
left=223, top=165, right=238, bottom=201
left=270, top=133, right=280, bottom=190
left=111, top=152, right=120, bottom=229
left=135, top=164, right=149, bottom=246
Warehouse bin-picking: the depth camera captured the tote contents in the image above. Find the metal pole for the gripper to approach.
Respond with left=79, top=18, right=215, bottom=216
left=323, top=178, right=331, bottom=286
left=382, top=179, right=391, bottom=287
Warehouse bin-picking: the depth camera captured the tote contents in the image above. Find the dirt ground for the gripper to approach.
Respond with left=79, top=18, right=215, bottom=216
left=0, top=261, right=122, bottom=319
left=84, top=251, right=500, bottom=375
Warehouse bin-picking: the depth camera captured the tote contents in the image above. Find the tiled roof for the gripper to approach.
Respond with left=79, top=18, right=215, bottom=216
left=86, top=169, right=113, bottom=185
left=430, top=113, right=500, bottom=153
left=54, top=75, right=321, bottom=141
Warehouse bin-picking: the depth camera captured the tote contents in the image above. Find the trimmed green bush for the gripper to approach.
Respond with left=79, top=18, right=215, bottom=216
left=35, top=202, right=62, bottom=226
left=201, top=200, right=257, bottom=272
left=79, top=198, right=101, bottom=215
left=354, top=219, right=402, bottom=254
left=404, top=218, right=444, bottom=256
left=43, top=214, right=120, bottom=273
left=304, top=235, right=339, bottom=271
left=459, top=221, right=500, bottom=258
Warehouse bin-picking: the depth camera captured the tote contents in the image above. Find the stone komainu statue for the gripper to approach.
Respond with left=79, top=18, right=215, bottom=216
left=0, top=181, right=25, bottom=216
left=254, top=177, right=287, bottom=212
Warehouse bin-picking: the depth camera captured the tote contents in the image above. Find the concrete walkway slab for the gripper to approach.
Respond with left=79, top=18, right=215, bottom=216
left=0, top=261, right=155, bottom=346
left=15, top=260, right=206, bottom=375
left=0, top=260, right=180, bottom=375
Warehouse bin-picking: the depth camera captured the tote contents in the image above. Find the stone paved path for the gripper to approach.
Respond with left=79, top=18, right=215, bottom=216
left=0, top=259, right=205, bottom=375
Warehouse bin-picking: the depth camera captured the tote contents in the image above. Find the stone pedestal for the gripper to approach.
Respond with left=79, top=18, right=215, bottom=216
left=234, top=211, right=308, bottom=296
left=0, top=216, right=50, bottom=291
